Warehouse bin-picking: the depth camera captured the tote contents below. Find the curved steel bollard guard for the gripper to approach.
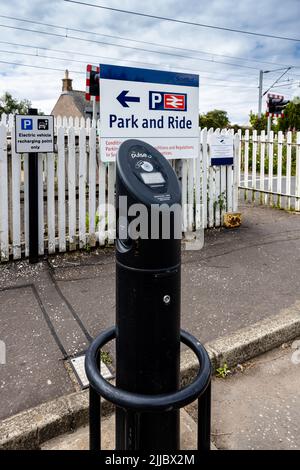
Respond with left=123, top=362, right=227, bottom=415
left=85, top=326, right=212, bottom=451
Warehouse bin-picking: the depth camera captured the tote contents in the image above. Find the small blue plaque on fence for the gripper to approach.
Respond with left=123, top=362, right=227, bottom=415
left=210, top=134, right=234, bottom=166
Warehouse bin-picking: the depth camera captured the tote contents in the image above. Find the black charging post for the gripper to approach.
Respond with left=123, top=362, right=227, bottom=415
left=28, top=108, right=39, bottom=264
left=85, top=139, right=212, bottom=451
left=115, top=139, right=182, bottom=449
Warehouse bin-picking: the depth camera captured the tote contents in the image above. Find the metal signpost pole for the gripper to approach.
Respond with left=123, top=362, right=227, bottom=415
left=258, top=70, right=263, bottom=119
left=267, top=114, right=271, bottom=138
left=28, top=108, right=39, bottom=264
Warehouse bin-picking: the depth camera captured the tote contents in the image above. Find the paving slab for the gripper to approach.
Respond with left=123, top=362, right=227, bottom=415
left=0, top=286, right=74, bottom=420
left=187, top=340, right=300, bottom=450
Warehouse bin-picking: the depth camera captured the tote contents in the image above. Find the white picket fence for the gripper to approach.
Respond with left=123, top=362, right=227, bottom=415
left=239, top=129, right=300, bottom=210
left=0, top=114, right=239, bottom=262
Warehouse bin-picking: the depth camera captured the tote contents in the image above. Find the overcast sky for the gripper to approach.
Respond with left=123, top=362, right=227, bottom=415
left=0, top=0, right=299, bottom=124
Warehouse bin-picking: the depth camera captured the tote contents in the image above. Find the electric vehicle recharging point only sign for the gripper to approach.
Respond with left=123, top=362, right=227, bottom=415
left=99, top=64, right=199, bottom=162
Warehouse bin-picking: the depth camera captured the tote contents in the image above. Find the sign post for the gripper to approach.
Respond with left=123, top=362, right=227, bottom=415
left=15, top=110, right=54, bottom=263
left=28, top=108, right=39, bottom=264
left=99, top=64, right=199, bottom=162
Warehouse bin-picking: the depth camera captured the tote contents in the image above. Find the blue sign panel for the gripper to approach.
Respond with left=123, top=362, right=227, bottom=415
left=21, top=118, right=33, bottom=130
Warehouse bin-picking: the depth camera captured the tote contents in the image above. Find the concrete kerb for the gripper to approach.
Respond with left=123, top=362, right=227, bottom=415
left=1, top=308, right=300, bottom=450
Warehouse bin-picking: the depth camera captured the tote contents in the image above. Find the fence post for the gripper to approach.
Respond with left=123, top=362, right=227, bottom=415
left=207, top=128, right=215, bottom=228
left=0, top=124, right=9, bottom=261
left=220, top=129, right=227, bottom=220
left=68, top=126, right=76, bottom=250
left=295, top=132, right=300, bottom=212
left=201, top=128, right=208, bottom=229
left=194, top=128, right=202, bottom=231
left=244, top=129, right=249, bottom=202
left=252, top=130, right=257, bottom=201
left=268, top=130, right=274, bottom=207
left=276, top=131, right=283, bottom=209
left=286, top=131, right=292, bottom=210
left=233, top=133, right=240, bottom=212
left=237, top=129, right=242, bottom=188
left=89, top=125, right=97, bottom=247
left=259, top=130, right=266, bottom=205
left=79, top=126, right=87, bottom=249
left=57, top=125, right=66, bottom=252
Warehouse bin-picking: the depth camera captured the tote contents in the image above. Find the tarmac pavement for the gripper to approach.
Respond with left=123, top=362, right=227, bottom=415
left=1, top=201, right=300, bottom=420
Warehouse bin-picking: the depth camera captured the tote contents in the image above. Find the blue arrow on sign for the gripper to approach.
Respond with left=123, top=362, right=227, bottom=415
left=117, top=90, right=140, bottom=107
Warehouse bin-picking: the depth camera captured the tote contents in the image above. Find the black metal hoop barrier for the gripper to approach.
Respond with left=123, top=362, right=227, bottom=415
left=85, top=326, right=212, bottom=451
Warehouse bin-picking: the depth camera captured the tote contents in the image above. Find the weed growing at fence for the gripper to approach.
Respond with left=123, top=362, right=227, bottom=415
left=216, top=363, right=231, bottom=379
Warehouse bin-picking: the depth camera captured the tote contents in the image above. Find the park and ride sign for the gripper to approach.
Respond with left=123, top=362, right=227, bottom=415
left=15, top=115, right=54, bottom=153
left=99, top=64, right=199, bottom=162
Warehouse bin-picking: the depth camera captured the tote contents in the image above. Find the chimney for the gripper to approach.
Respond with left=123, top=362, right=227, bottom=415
left=62, top=69, right=73, bottom=92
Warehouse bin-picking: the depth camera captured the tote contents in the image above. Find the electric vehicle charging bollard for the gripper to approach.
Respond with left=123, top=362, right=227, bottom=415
left=115, top=139, right=182, bottom=450
left=85, top=139, right=212, bottom=451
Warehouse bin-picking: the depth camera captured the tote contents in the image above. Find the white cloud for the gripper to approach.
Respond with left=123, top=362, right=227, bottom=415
left=0, top=0, right=299, bottom=123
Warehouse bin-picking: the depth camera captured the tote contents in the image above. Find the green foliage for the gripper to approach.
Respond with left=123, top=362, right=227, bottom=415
left=230, top=123, right=247, bottom=134
left=249, top=97, right=300, bottom=132
left=276, top=97, right=300, bottom=132
left=249, top=111, right=268, bottom=131
left=216, top=363, right=231, bottom=379
left=242, top=135, right=298, bottom=177
left=100, top=350, right=112, bottom=365
left=0, top=92, right=31, bottom=115
left=213, top=191, right=226, bottom=211
left=84, top=243, right=91, bottom=253
left=199, top=109, right=230, bottom=129
left=86, top=212, right=100, bottom=232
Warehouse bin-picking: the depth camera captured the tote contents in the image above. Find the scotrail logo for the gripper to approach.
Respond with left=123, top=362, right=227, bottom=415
left=149, top=91, right=187, bottom=111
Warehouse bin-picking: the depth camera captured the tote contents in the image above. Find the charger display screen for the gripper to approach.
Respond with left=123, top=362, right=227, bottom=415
left=140, top=172, right=165, bottom=185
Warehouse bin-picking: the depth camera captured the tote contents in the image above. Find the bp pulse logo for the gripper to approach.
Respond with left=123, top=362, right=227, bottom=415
left=149, top=91, right=187, bottom=111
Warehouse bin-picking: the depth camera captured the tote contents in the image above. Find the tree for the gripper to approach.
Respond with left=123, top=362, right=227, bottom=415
left=277, top=97, right=300, bottom=132
left=249, top=111, right=268, bottom=131
left=229, top=123, right=249, bottom=133
left=0, top=92, right=31, bottom=116
left=199, top=109, right=230, bottom=129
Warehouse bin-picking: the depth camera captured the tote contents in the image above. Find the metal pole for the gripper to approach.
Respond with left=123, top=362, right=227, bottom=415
left=89, top=386, right=101, bottom=450
left=28, top=108, right=39, bottom=264
left=258, top=70, right=263, bottom=119
left=92, top=99, right=97, bottom=121
left=89, top=351, right=101, bottom=450
left=267, top=114, right=271, bottom=139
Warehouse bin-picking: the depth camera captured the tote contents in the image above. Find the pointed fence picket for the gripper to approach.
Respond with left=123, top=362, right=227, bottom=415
left=57, top=126, right=66, bottom=253
left=88, top=125, right=97, bottom=247
left=0, top=124, right=9, bottom=261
